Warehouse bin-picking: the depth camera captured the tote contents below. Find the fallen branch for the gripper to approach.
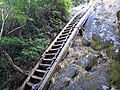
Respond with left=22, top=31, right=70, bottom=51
left=4, top=51, right=28, bottom=75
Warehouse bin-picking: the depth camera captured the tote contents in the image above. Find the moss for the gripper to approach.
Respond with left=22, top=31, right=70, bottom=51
left=108, top=61, right=120, bottom=89
left=86, top=56, right=98, bottom=71
left=105, top=43, right=120, bottom=89
left=116, top=10, right=120, bottom=22
left=90, top=35, right=104, bottom=51
left=91, top=40, right=104, bottom=50
left=105, top=45, right=120, bottom=61
left=106, top=47, right=116, bottom=59
left=116, top=10, right=120, bottom=32
left=85, top=74, right=93, bottom=81
left=87, top=50, right=93, bottom=56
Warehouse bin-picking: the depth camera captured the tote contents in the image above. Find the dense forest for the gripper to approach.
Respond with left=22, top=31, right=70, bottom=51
left=0, top=0, right=85, bottom=89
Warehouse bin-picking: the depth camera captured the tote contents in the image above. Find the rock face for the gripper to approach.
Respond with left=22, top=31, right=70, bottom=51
left=68, top=70, right=110, bottom=90
left=75, top=53, right=99, bottom=71
left=67, top=58, right=110, bottom=90
left=51, top=64, right=79, bottom=90
left=83, top=12, right=120, bottom=51
left=83, top=0, right=120, bottom=51
left=51, top=52, right=111, bottom=90
left=50, top=0, right=120, bottom=90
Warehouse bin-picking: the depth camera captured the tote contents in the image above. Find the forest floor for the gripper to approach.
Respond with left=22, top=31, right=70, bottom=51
left=49, top=0, right=120, bottom=90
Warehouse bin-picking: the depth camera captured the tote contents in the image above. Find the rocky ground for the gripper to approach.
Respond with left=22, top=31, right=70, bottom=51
left=49, top=0, right=120, bottom=90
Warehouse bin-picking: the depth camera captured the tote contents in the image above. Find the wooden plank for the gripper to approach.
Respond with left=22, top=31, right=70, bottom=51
left=36, top=69, right=46, bottom=73
left=27, top=82, right=34, bottom=87
left=32, top=75, right=42, bottom=80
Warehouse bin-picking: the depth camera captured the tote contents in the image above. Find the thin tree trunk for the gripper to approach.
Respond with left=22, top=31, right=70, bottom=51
left=0, top=9, right=5, bottom=36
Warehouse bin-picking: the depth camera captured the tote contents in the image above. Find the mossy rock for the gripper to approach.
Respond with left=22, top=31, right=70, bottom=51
left=82, top=39, right=90, bottom=46
left=116, top=9, right=120, bottom=31
left=90, top=34, right=115, bottom=51
left=91, top=40, right=104, bottom=51
left=106, top=47, right=116, bottom=59
left=85, top=56, right=98, bottom=71
left=116, top=10, right=120, bottom=23
left=106, top=46, right=120, bottom=61
left=90, top=35, right=104, bottom=51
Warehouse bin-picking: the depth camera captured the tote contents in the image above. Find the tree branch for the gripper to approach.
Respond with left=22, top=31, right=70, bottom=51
left=4, top=12, right=10, bottom=21
left=26, top=0, right=31, bottom=16
left=0, top=9, right=5, bottom=36
left=7, top=24, right=25, bottom=35
left=4, top=51, right=28, bottom=75
left=0, top=9, right=11, bottom=36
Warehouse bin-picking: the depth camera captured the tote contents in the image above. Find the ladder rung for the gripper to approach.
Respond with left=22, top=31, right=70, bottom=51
left=50, top=48, right=59, bottom=51
left=45, top=53, right=56, bottom=56
left=36, top=69, right=46, bottom=73
left=61, top=33, right=68, bottom=36
left=32, top=75, right=42, bottom=80
left=27, top=82, right=34, bottom=87
left=51, top=44, right=61, bottom=49
left=46, top=49, right=58, bottom=53
left=39, top=64, right=51, bottom=67
left=55, top=41, right=65, bottom=45
left=56, top=40, right=65, bottom=43
left=43, top=58, right=53, bottom=61
left=57, top=38, right=66, bottom=41
left=58, top=36, right=66, bottom=39
left=60, top=34, right=67, bottom=38
left=63, top=30, right=69, bottom=33
left=62, top=31, right=69, bottom=34
left=53, top=44, right=61, bottom=47
left=64, top=29, right=70, bottom=32
left=66, top=27, right=71, bottom=28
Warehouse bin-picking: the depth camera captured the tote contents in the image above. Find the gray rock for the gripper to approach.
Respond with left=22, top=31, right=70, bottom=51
left=51, top=76, right=70, bottom=90
left=83, top=7, right=120, bottom=51
left=91, top=64, right=110, bottom=80
left=51, top=64, right=79, bottom=90
left=67, top=64, right=110, bottom=90
left=84, top=13, right=99, bottom=32
left=67, top=82, right=83, bottom=90
left=76, top=54, right=99, bottom=71
left=61, top=64, right=79, bottom=78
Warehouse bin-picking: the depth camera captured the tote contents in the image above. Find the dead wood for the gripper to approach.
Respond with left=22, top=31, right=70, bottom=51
left=4, top=51, right=29, bottom=75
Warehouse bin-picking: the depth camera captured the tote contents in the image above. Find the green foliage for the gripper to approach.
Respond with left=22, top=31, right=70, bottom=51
left=0, top=0, right=27, bottom=31
left=0, top=58, right=10, bottom=89
left=0, top=0, right=73, bottom=89
left=54, top=0, right=73, bottom=14
left=0, top=37, right=21, bottom=45
left=4, top=0, right=29, bottom=12
left=20, top=38, right=51, bottom=61
left=104, top=42, right=120, bottom=89
left=50, top=18, right=63, bottom=28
